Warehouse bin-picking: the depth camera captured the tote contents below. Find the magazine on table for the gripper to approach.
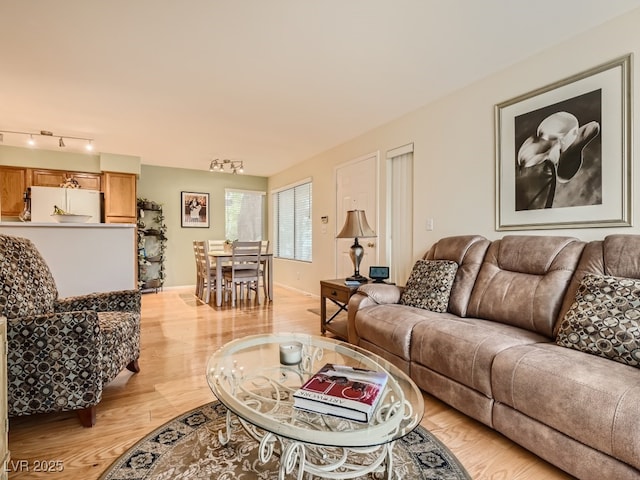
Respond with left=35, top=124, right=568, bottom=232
left=293, top=363, right=388, bottom=422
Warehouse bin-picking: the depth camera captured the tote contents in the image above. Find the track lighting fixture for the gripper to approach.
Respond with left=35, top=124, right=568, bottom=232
left=0, top=129, right=94, bottom=152
left=209, top=158, right=244, bottom=174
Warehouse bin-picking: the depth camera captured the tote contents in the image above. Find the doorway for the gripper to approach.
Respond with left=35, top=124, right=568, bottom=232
left=335, top=153, right=378, bottom=279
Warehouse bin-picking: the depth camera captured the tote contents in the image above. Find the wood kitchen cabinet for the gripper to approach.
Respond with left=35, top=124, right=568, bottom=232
left=1, top=167, right=136, bottom=223
left=31, top=169, right=101, bottom=190
left=0, top=166, right=29, bottom=217
left=103, top=172, right=137, bottom=224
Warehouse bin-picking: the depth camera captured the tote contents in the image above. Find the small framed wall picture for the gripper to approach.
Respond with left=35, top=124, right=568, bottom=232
left=181, top=191, right=210, bottom=228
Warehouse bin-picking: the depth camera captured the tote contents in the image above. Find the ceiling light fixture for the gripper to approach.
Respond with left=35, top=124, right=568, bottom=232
left=209, top=158, right=244, bottom=174
left=0, top=129, right=94, bottom=152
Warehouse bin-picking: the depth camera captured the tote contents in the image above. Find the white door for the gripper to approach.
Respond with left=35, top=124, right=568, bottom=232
left=336, top=153, right=378, bottom=279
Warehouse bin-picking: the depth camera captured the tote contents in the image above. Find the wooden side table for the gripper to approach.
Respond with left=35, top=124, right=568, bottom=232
left=320, top=279, right=362, bottom=341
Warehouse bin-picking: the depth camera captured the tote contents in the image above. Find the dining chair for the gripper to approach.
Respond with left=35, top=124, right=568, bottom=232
left=223, top=241, right=262, bottom=306
left=193, top=240, right=218, bottom=304
left=207, top=239, right=226, bottom=253
left=192, top=240, right=205, bottom=300
left=208, top=239, right=232, bottom=271
left=259, top=240, right=270, bottom=299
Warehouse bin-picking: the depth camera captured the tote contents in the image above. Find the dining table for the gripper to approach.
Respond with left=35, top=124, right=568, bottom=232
left=207, top=251, right=273, bottom=307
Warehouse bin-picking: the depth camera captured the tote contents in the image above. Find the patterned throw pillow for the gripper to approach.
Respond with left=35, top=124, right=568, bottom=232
left=556, top=274, right=640, bottom=368
left=399, top=259, right=458, bottom=312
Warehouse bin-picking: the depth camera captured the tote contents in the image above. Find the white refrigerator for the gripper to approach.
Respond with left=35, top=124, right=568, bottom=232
left=30, top=186, right=102, bottom=223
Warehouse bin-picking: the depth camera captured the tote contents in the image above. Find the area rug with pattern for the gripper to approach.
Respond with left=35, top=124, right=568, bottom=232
left=100, top=401, right=471, bottom=480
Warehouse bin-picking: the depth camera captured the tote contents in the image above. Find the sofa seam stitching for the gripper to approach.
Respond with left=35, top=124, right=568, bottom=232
left=610, top=385, right=634, bottom=456
left=471, top=335, right=493, bottom=393
left=530, top=277, right=541, bottom=332
left=505, top=349, right=532, bottom=410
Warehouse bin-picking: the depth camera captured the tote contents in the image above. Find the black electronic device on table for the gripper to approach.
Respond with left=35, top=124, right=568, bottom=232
left=369, top=266, right=390, bottom=283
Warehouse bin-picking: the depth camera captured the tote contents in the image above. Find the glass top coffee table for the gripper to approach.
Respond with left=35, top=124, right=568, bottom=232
left=206, top=333, right=424, bottom=479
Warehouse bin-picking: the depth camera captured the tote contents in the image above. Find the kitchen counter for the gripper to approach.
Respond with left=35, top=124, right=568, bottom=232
left=0, top=222, right=137, bottom=297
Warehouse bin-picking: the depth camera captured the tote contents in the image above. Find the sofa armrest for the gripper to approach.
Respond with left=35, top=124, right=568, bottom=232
left=357, top=284, right=403, bottom=304
left=7, top=311, right=103, bottom=417
left=347, top=284, right=404, bottom=344
left=55, top=289, right=141, bottom=314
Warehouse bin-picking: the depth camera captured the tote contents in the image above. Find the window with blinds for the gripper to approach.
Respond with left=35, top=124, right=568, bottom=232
left=273, top=180, right=312, bottom=262
left=225, top=189, right=265, bottom=241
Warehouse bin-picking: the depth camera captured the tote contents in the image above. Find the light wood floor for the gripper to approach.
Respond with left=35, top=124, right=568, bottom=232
left=7, top=286, right=575, bottom=479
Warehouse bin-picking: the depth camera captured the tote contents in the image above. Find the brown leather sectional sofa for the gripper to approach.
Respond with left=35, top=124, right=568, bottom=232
left=347, top=234, right=640, bottom=480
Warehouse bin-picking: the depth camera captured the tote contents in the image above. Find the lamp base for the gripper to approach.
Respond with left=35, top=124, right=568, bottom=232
left=345, top=274, right=368, bottom=283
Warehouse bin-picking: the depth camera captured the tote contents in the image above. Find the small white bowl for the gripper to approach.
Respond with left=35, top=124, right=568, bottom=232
left=51, top=214, right=92, bottom=223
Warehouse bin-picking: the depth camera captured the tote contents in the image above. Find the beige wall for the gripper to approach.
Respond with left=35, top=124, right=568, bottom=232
left=0, top=146, right=142, bottom=175
left=269, top=8, right=640, bottom=297
left=138, top=165, right=268, bottom=288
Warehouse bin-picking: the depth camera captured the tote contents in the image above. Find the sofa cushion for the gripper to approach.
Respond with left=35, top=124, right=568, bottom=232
left=410, top=316, right=549, bottom=397
left=467, top=235, right=584, bottom=338
left=354, top=304, right=454, bottom=361
left=399, top=259, right=458, bottom=312
left=556, top=274, right=640, bottom=368
left=491, top=343, right=640, bottom=471
left=99, top=311, right=141, bottom=384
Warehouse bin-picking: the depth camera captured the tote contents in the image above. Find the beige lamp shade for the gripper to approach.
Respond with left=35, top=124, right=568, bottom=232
left=336, top=210, right=376, bottom=239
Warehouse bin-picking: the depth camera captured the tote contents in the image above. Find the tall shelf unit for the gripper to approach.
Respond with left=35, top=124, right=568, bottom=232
left=137, top=199, right=167, bottom=293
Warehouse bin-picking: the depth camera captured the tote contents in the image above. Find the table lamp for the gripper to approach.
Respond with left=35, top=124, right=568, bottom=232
left=336, top=210, right=376, bottom=282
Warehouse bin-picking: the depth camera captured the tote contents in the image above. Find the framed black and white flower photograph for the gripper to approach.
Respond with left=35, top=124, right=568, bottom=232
left=181, top=191, right=210, bottom=228
left=495, top=54, right=632, bottom=230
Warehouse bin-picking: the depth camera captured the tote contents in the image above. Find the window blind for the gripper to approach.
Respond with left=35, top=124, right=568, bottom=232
left=274, top=181, right=312, bottom=261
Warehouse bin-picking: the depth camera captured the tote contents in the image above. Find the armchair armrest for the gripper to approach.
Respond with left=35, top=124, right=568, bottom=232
left=7, top=311, right=103, bottom=417
left=347, top=284, right=404, bottom=344
left=55, top=289, right=141, bottom=314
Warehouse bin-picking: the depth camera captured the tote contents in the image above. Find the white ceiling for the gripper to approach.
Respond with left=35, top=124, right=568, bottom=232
left=1, top=1, right=639, bottom=177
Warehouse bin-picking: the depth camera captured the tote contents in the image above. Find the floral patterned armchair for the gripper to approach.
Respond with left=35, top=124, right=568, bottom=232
left=0, top=234, right=141, bottom=427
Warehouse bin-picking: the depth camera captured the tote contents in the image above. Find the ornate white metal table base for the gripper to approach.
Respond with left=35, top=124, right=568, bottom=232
left=219, top=409, right=396, bottom=480
left=207, top=336, right=424, bottom=480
